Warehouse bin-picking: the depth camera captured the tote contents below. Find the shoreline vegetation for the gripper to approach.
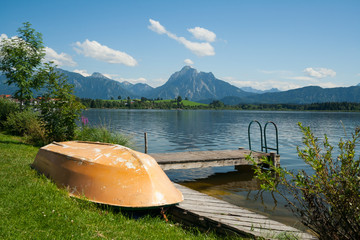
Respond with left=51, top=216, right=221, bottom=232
left=80, top=98, right=360, bottom=112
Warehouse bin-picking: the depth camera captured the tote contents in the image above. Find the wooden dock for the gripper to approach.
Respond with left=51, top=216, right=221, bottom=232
left=150, top=149, right=279, bottom=170
left=149, top=149, right=315, bottom=239
left=170, top=183, right=317, bottom=239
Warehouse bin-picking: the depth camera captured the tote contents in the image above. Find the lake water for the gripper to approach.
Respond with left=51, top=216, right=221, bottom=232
left=82, top=109, right=360, bottom=229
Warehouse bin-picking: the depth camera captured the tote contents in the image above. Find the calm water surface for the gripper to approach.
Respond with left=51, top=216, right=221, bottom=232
left=83, top=109, right=360, bottom=229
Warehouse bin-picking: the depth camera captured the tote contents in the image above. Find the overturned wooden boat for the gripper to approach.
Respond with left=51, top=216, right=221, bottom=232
left=32, top=141, right=183, bottom=209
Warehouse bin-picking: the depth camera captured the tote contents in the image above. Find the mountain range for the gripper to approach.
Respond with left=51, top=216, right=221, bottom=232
left=1, top=66, right=360, bottom=105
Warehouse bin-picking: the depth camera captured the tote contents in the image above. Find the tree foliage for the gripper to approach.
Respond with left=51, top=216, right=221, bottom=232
left=38, top=63, right=84, bottom=142
left=250, top=123, right=360, bottom=239
left=0, top=22, right=45, bottom=107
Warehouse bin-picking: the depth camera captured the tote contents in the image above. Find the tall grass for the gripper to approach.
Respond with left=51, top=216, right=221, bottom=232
left=74, top=125, right=132, bottom=147
left=0, top=132, right=224, bottom=239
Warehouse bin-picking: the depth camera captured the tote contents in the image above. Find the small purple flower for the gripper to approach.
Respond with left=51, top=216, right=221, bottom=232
left=81, top=116, right=89, bottom=125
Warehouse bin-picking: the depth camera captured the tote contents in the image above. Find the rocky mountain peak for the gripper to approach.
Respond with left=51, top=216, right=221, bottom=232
left=91, top=72, right=109, bottom=79
left=179, top=65, right=197, bottom=75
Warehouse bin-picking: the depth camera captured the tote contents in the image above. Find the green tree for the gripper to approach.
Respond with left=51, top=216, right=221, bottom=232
left=38, top=63, right=84, bottom=142
left=250, top=123, right=360, bottom=239
left=209, top=100, right=224, bottom=108
left=177, top=96, right=182, bottom=108
left=127, top=96, right=131, bottom=108
left=0, top=22, right=45, bottom=108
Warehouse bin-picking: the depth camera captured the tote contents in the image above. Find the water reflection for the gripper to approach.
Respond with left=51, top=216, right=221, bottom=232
left=180, top=166, right=260, bottom=191
left=167, top=165, right=304, bottom=229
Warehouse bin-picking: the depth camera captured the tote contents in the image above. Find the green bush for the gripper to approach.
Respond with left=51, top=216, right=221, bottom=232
left=23, top=120, right=47, bottom=146
left=251, top=123, right=360, bottom=239
left=4, top=109, right=40, bottom=136
left=0, top=98, right=19, bottom=128
left=3, top=109, right=47, bottom=146
left=75, top=125, right=132, bottom=147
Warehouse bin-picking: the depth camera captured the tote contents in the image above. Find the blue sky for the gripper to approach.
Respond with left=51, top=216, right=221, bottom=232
left=1, top=0, right=359, bottom=90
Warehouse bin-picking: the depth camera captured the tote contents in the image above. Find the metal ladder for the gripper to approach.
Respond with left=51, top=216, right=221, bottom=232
left=248, top=120, right=279, bottom=154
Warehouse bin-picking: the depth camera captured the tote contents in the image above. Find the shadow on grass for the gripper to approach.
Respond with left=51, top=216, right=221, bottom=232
left=74, top=196, right=170, bottom=220
left=0, top=139, right=32, bottom=146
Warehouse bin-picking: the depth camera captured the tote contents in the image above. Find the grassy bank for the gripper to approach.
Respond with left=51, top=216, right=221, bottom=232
left=0, top=132, right=227, bottom=239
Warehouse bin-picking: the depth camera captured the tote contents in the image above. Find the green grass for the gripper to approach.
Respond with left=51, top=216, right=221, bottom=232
left=0, top=132, right=231, bottom=240
left=74, top=125, right=133, bottom=147
left=181, top=100, right=208, bottom=107
left=154, top=99, right=208, bottom=107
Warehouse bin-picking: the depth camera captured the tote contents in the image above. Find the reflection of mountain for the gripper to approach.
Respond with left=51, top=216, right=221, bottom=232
left=180, top=166, right=261, bottom=192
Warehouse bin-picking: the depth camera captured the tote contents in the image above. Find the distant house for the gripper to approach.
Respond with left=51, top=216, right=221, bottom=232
left=0, top=94, right=12, bottom=99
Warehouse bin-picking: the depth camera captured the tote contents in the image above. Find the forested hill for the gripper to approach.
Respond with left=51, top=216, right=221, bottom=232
left=221, top=86, right=360, bottom=105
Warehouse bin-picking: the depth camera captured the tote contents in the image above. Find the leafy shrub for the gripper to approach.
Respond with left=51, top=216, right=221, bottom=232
left=0, top=98, right=19, bottom=128
left=75, top=125, right=132, bottom=147
left=4, top=109, right=40, bottom=136
left=23, top=120, right=47, bottom=146
left=251, top=123, right=360, bottom=239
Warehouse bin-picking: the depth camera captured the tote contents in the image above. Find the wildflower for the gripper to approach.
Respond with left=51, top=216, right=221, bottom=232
left=81, top=116, right=89, bottom=126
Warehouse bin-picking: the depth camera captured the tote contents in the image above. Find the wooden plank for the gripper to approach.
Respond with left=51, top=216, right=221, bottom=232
left=179, top=203, right=265, bottom=217
left=170, top=183, right=317, bottom=240
left=183, top=211, right=291, bottom=228
left=150, top=149, right=279, bottom=170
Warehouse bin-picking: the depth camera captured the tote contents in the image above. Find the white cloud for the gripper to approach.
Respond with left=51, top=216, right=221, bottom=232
left=304, top=67, right=336, bottom=79
left=0, top=33, right=8, bottom=41
left=45, top=47, right=77, bottom=67
left=73, top=69, right=91, bottom=77
left=151, top=78, right=167, bottom=87
left=221, top=76, right=236, bottom=82
left=102, top=73, right=114, bottom=79
left=222, top=76, right=301, bottom=91
left=0, top=34, right=8, bottom=49
left=102, top=73, right=147, bottom=84
left=246, top=80, right=301, bottom=91
left=311, top=82, right=339, bottom=88
left=0, top=34, right=21, bottom=47
left=148, top=19, right=215, bottom=57
left=184, top=59, right=194, bottom=65
left=177, top=37, right=214, bottom=56
left=148, top=19, right=167, bottom=34
left=73, top=39, right=137, bottom=66
left=188, top=27, right=216, bottom=42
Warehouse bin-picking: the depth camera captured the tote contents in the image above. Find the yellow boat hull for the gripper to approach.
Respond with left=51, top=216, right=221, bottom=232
left=32, top=141, right=183, bottom=208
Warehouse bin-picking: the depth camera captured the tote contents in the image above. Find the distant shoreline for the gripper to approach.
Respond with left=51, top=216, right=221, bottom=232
left=80, top=98, right=360, bottom=112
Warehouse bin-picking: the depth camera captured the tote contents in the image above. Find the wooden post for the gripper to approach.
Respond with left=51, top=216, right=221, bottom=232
left=144, top=132, right=148, bottom=154
left=270, top=152, right=276, bottom=166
